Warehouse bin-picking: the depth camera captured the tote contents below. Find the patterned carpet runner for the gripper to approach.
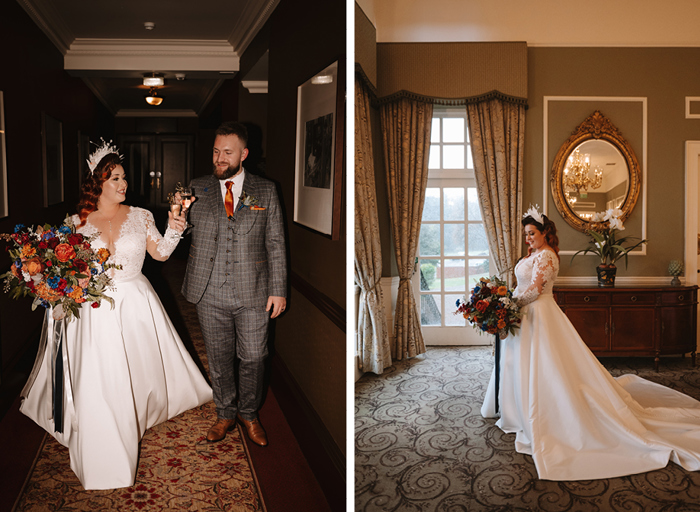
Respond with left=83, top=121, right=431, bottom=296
left=356, top=347, right=700, bottom=512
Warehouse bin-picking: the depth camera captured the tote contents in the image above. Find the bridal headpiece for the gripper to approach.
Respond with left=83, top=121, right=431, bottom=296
left=523, top=204, right=544, bottom=225
left=87, top=138, right=122, bottom=174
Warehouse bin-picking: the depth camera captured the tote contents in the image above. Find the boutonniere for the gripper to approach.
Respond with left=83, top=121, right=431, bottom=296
left=237, top=192, right=265, bottom=211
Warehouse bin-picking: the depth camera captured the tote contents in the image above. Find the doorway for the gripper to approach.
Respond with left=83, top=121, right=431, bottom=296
left=118, top=134, right=193, bottom=209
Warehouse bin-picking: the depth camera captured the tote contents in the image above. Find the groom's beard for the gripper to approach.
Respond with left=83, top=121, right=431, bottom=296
left=214, top=162, right=241, bottom=180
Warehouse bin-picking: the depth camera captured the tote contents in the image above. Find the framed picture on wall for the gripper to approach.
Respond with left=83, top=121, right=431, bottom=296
left=293, top=60, right=344, bottom=240
left=0, top=92, right=8, bottom=218
left=42, top=112, right=64, bottom=207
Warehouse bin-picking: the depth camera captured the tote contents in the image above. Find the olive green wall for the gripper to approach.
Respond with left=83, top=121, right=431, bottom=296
left=527, top=47, right=700, bottom=278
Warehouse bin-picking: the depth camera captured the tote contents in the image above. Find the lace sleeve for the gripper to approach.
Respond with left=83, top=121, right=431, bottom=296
left=515, top=251, right=558, bottom=307
left=143, top=209, right=181, bottom=261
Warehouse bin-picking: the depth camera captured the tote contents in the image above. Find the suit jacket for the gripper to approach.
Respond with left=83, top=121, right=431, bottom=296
left=181, top=171, right=287, bottom=306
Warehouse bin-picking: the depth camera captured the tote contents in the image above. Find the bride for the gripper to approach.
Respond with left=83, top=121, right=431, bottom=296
left=481, top=206, right=700, bottom=480
left=20, top=141, right=213, bottom=490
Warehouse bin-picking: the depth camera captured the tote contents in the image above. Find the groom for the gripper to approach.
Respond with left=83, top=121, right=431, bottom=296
left=182, top=121, right=287, bottom=446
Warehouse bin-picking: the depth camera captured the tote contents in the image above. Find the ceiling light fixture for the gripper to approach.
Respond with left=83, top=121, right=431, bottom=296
left=144, top=22, right=155, bottom=30
left=145, top=87, right=163, bottom=106
left=311, top=74, right=333, bottom=85
left=143, top=73, right=164, bottom=87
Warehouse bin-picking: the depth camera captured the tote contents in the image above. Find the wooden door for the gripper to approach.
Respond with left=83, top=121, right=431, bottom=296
left=118, top=135, right=193, bottom=209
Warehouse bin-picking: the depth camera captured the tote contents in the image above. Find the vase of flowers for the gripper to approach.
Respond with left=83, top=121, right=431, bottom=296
left=571, top=208, right=647, bottom=288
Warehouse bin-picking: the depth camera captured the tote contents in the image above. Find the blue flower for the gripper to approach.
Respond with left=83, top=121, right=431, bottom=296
left=473, top=286, right=481, bottom=294
left=65, top=287, right=74, bottom=294
left=58, top=225, right=72, bottom=235
left=14, top=224, right=25, bottom=233
left=47, top=276, right=61, bottom=289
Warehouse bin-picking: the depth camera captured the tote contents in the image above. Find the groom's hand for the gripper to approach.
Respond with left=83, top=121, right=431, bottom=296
left=267, top=296, right=286, bottom=318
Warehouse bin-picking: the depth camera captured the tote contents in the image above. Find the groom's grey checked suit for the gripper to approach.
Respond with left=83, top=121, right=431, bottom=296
left=182, top=170, right=287, bottom=421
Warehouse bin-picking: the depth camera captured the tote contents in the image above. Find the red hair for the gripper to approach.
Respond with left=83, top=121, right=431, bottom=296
left=522, top=214, right=560, bottom=260
left=76, top=153, right=121, bottom=227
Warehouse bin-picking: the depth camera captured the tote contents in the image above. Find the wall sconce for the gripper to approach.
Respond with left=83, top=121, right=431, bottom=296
left=145, top=87, right=163, bottom=106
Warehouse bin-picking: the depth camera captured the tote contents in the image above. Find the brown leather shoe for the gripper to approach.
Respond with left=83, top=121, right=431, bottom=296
left=237, top=414, right=268, bottom=446
left=206, top=418, right=237, bottom=443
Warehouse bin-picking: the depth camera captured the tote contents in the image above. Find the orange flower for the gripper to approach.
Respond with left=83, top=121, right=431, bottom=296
left=11, top=262, right=21, bottom=278
left=497, top=319, right=506, bottom=329
left=497, top=286, right=507, bottom=296
left=68, top=287, right=84, bottom=301
left=55, top=243, right=76, bottom=262
left=97, top=248, right=110, bottom=264
left=36, top=282, right=62, bottom=302
left=23, top=257, right=43, bottom=276
left=20, top=244, right=36, bottom=260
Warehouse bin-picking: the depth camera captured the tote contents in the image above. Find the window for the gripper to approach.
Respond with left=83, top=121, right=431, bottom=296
left=416, top=107, right=491, bottom=345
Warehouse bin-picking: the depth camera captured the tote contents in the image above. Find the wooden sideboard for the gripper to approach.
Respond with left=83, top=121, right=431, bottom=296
left=553, top=285, right=698, bottom=370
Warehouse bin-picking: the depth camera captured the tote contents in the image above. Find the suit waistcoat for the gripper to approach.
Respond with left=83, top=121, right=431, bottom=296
left=212, top=192, right=236, bottom=288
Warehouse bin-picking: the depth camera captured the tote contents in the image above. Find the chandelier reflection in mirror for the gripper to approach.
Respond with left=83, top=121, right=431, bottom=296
left=562, top=148, right=603, bottom=206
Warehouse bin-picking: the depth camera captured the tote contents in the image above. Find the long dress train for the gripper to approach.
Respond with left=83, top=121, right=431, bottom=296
left=481, top=249, right=700, bottom=481
left=20, top=207, right=213, bottom=490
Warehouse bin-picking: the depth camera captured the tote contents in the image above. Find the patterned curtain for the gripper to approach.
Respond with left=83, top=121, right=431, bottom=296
left=466, top=98, right=526, bottom=287
left=355, top=76, right=391, bottom=374
left=379, top=98, right=433, bottom=360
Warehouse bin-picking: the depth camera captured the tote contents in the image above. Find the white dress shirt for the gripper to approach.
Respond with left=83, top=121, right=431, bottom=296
left=219, top=168, right=245, bottom=212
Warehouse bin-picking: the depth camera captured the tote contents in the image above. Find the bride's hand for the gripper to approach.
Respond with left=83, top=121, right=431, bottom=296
left=168, top=211, right=187, bottom=233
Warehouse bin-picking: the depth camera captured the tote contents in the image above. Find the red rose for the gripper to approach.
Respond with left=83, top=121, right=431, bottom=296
left=47, top=238, right=60, bottom=250
left=38, top=240, right=48, bottom=249
left=74, top=259, right=89, bottom=274
left=54, top=243, right=76, bottom=262
left=68, top=233, right=83, bottom=245
left=91, top=302, right=100, bottom=308
left=57, top=279, right=68, bottom=291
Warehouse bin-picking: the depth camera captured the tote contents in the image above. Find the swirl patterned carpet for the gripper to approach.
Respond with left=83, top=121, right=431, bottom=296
left=355, top=346, right=700, bottom=512
left=11, top=257, right=265, bottom=512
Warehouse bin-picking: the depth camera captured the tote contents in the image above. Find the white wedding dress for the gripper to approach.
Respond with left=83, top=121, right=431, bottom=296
left=481, top=249, right=700, bottom=480
left=20, top=207, right=213, bottom=490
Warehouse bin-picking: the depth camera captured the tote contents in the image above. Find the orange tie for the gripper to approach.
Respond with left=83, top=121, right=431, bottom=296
left=225, top=181, right=234, bottom=218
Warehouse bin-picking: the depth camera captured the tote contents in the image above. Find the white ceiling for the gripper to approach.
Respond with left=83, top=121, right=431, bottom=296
left=18, top=0, right=278, bottom=116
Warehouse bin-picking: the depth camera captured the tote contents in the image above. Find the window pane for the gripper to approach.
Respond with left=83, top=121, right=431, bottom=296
left=468, top=258, right=490, bottom=284
left=419, top=259, right=441, bottom=291
left=443, top=146, right=464, bottom=169
left=445, top=294, right=466, bottom=326
left=421, top=294, right=441, bottom=326
left=419, top=224, right=440, bottom=256
left=444, top=187, right=464, bottom=221
left=428, top=144, right=440, bottom=169
left=431, top=118, right=440, bottom=143
left=444, top=224, right=464, bottom=256
left=422, top=188, right=440, bottom=221
left=467, top=188, right=481, bottom=220
left=444, top=259, right=465, bottom=291
left=468, top=224, right=489, bottom=256
left=467, top=146, right=474, bottom=169
left=443, top=118, right=464, bottom=143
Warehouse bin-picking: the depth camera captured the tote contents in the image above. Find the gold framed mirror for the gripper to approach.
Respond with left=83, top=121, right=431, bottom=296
left=550, top=110, right=641, bottom=232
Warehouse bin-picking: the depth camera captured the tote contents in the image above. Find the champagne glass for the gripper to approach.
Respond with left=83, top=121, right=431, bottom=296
left=179, top=186, right=193, bottom=229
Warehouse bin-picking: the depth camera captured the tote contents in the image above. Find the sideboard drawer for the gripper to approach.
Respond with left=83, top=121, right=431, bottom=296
left=558, top=292, right=610, bottom=306
left=612, top=292, right=656, bottom=305
left=661, top=291, right=696, bottom=305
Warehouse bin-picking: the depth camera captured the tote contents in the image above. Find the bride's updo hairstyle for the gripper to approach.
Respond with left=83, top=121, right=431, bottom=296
left=76, top=153, right=121, bottom=227
left=522, top=214, right=560, bottom=259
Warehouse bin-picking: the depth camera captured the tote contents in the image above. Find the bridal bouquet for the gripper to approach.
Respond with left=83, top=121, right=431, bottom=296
left=1, top=218, right=118, bottom=320
left=455, top=275, right=522, bottom=336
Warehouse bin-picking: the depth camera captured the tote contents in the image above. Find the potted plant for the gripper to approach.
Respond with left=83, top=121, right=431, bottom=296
left=571, top=208, right=647, bottom=287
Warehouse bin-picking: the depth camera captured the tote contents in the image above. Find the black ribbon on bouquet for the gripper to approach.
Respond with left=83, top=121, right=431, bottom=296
left=494, top=332, right=501, bottom=414
left=50, top=317, right=65, bottom=433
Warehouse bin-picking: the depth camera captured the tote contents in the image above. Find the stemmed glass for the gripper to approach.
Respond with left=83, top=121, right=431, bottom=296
left=179, top=186, right=193, bottom=229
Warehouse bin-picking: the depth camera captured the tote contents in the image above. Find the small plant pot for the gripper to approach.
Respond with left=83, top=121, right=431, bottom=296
left=596, top=264, right=617, bottom=287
